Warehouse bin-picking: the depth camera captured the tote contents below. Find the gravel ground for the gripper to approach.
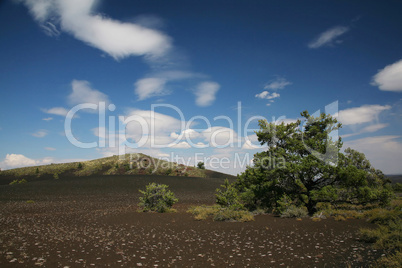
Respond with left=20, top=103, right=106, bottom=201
left=0, top=175, right=383, bottom=267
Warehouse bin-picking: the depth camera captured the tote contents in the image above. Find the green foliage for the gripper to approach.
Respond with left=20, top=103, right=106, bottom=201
left=215, top=179, right=244, bottom=210
left=188, top=205, right=254, bottom=222
left=35, top=167, right=39, bottom=174
left=9, top=179, right=27, bottom=185
left=235, top=110, right=393, bottom=215
left=53, top=172, right=59, bottom=179
left=213, top=208, right=254, bottom=222
left=77, top=162, right=83, bottom=169
left=138, top=183, right=178, bottom=213
left=280, top=205, right=308, bottom=218
left=197, top=162, right=205, bottom=169
left=392, top=183, right=402, bottom=193
left=26, top=200, right=35, bottom=204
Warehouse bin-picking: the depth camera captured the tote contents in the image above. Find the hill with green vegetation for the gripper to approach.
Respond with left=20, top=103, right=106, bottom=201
left=0, top=153, right=236, bottom=185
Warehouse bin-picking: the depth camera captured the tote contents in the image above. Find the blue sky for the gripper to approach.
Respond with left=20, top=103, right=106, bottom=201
left=1, top=0, right=402, bottom=175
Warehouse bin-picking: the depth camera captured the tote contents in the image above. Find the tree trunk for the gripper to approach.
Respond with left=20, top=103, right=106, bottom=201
left=306, top=197, right=317, bottom=216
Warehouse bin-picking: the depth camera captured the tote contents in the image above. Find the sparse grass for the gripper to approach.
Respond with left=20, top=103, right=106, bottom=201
left=188, top=205, right=254, bottom=222
left=334, top=215, right=347, bottom=221
left=280, top=205, right=308, bottom=218
left=374, top=250, right=402, bottom=268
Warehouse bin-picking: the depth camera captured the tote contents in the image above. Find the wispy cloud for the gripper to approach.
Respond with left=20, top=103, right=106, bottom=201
left=255, top=91, right=280, bottom=100
left=194, top=81, right=220, bottom=107
left=45, top=147, right=56, bottom=151
left=31, top=129, right=48, bottom=138
left=342, top=123, right=389, bottom=138
left=371, top=59, right=402, bottom=92
left=264, top=77, right=292, bottom=90
left=21, top=0, right=171, bottom=60
left=135, top=77, right=167, bottom=101
left=42, top=117, right=53, bottom=121
left=308, top=26, right=349, bottom=49
left=337, top=104, right=391, bottom=125
left=42, top=107, right=69, bottom=117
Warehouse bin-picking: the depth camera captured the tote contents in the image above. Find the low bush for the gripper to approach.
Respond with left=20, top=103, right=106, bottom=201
left=213, top=208, right=254, bottom=222
left=188, top=205, right=254, bottom=222
left=364, top=208, right=402, bottom=225
left=138, top=183, right=178, bottom=213
left=9, top=179, right=27, bottom=185
left=280, top=205, right=308, bottom=218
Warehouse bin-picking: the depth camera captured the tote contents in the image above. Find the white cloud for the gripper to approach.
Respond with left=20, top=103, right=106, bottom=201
left=42, top=117, right=53, bottom=121
left=134, top=77, right=167, bottom=100
left=168, top=141, right=191, bottom=149
left=45, top=147, right=56, bottom=151
left=308, top=26, right=349, bottom=49
left=202, top=127, right=237, bottom=147
left=21, top=0, right=171, bottom=59
left=68, top=80, right=110, bottom=106
left=0, top=154, right=54, bottom=169
left=337, top=104, right=391, bottom=125
left=42, top=107, right=69, bottom=116
left=255, top=91, right=280, bottom=100
left=264, top=77, right=292, bottom=90
left=371, top=59, right=402, bottom=92
left=343, top=135, right=402, bottom=174
left=194, top=81, right=220, bottom=107
left=32, top=129, right=48, bottom=138
left=342, top=123, right=389, bottom=138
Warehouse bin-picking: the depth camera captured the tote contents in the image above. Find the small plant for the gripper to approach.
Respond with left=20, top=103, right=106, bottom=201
left=188, top=205, right=254, bottom=222
left=197, top=162, right=205, bottom=169
left=9, top=179, right=27, bottom=185
left=53, top=172, right=59, bottom=179
left=334, top=215, right=346, bottom=221
left=280, top=205, right=308, bottom=218
left=35, top=167, right=39, bottom=174
left=26, top=200, right=35, bottom=204
left=215, top=179, right=244, bottom=210
left=9, top=179, right=19, bottom=185
left=138, top=183, right=178, bottom=213
left=77, top=162, right=83, bottom=169
left=165, top=168, right=173, bottom=176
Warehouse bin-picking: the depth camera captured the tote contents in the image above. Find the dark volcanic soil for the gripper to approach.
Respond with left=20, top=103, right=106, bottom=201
left=0, top=175, right=383, bottom=267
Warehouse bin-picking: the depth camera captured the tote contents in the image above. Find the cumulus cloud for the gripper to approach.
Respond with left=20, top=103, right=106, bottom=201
left=371, top=59, right=402, bottom=92
left=21, top=0, right=171, bottom=59
left=343, top=135, right=402, bottom=174
left=32, top=130, right=48, bottom=138
left=264, top=77, right=292, bottom=90
left=337, top=104, right=391, bottom=125
left=42, top=107, right=69, bottom=117
left=0, top=154, right=53, bottom=169
left=194, top=81, right=220, bottom=107
left=308, top=26, right=349, bottom=49
left=68, top=80, right=110, bottom=106
left=255, top=91, right=280, bottom=100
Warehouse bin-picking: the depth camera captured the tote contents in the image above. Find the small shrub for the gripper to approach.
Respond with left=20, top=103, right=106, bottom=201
left=334, top=215, right=346, bottom=221
left=165, top=168, right=173, bottom=176
left=77, top=162, right=83, bottom=169
left=53, top=173, right=59, bottom=179
left=138, top=183, right=178, bottom=213
left=213, top=208, right=254, bottom=222
left=26, top=200, right=35, bottom=204
left=364, top=208, right=402, bottom=225
left=215, top=179, right=244, bottom=210
left=35, top=167, right=39, bottom=174
left=19, top=179, right=27, bottom=184
left=197, top=162, right=205, bottom=169
left=188, top=205, right=254, bottom=222
left=9, top=179, right=19, bottom=185
left=280, top=205, right=308, bottom=218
